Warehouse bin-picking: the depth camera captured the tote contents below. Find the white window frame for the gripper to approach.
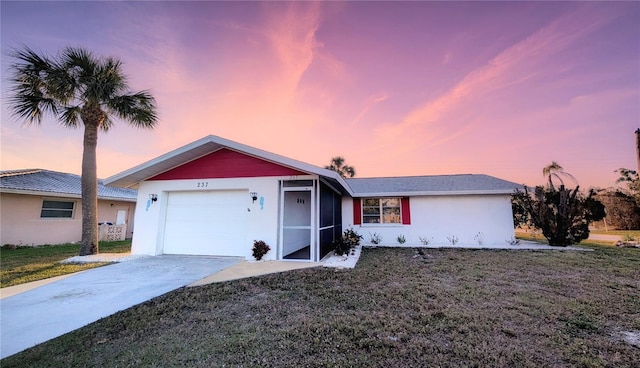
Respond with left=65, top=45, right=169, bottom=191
left=362, top=197, right=402, bottom=224
left=40, top=199, right=76, bottom=219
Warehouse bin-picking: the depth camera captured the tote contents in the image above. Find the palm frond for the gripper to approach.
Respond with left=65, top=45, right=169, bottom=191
left=100, top=115, right=114, bottom=132
left=9, top=47, right=59, bottom=124
left=60, top=106, right=82, bottom=128
left=9, top=45, right=158, bottom=130
left=107, top=91, right=158, bottom=128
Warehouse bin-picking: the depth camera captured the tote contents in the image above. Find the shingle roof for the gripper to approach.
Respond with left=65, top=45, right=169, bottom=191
left=0, top=169, right=137, bottom=201
left=345, top=174, right=522, bottom=196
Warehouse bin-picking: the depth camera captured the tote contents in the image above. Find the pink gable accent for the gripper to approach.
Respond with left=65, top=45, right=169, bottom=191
left=149, top=148, right=307, bottom=180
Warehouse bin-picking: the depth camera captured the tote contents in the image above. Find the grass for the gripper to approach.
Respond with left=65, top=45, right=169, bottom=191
left=590, top=230, right=639, bottom=237
left=3, top=245, right=639, bottom=367
left=0, top=240, right=131, bottom=288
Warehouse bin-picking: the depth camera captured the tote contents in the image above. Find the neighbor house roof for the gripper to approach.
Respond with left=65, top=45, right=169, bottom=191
left=346, top=174, right=522, bottom=196
left=103, top=135, right=354, bottom=195
left=0, top=169, right=137, bottom=201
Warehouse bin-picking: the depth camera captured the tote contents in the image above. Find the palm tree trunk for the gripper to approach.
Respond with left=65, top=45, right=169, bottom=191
left=79, top=121, right=100, bottom=256
left=635, top=129, right=640, bottom=174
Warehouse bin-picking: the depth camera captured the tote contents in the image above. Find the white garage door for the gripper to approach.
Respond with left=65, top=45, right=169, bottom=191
left=163, top=190, right=248, bottom=256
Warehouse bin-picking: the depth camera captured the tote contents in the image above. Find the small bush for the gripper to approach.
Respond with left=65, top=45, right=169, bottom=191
left=332, top=228, right=362, bottom=256
left=447, top=235, right=459, bottom=245
left=369, top=232, right=382, bottom=245
left=418, top=236, right=432, bottom=245
left=332, top=237, right=352, bottom=256
left=252, top=240, right=271, bottom=261
left=343, top=227, right=363, bottom=246
left=474, top=232, right=485, bottom=245
left=397, top=235, right=406, bottom=244
left=505, top=237, right=521, bottom=246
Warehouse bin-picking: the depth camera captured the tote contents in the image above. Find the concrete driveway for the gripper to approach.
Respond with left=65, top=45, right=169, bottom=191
left=0, top=255, right=240, bottom=359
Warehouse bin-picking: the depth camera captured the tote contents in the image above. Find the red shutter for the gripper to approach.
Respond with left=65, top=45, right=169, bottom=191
left=353, top=198, right=362, bottom=225
left=401, top=197, right=411, bottom=224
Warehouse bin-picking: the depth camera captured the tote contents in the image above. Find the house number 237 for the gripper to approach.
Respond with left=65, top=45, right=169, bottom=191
left=196, top=182, right=208, bottom=188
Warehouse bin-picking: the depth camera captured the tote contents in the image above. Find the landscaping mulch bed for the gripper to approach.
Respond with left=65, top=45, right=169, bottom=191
left=3, top=246, right=639, bottom=367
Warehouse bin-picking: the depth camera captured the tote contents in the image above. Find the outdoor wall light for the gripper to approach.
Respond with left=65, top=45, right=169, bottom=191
left=250, top=192, right=258, bottom=202
left=149, top=194, right=158, bottom=202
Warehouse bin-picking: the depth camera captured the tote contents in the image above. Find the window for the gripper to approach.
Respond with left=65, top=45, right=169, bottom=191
left=40, top=200, right=75, bottom=218
left=362, top=198, right=401, bottom=224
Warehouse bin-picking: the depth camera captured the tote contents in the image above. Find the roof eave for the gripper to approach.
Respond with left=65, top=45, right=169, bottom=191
left=0, top=188, right=136, bottom=202
left=352, top=189, right=518, bottom=197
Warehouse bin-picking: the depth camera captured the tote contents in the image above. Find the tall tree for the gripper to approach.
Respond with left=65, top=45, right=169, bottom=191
left=542, top=161, right=577, bottom=190
left=635, top=128, right=640, bottom=173
left=512, top=162, right=605, bottom=246
left=325, top=156, right=356, bottom=178
left=8, top=47, right=158, bottom=255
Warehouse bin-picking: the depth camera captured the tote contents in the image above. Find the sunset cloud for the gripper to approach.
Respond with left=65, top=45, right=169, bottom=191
left=374, top=5, right=623, bottom=150
left=1, top=2, right=637, bottom=188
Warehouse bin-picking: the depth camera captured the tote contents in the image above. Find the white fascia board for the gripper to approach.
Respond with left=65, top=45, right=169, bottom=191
left=352, top=189, right=517, bottom=197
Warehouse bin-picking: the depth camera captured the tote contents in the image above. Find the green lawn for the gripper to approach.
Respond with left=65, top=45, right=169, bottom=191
left=0, top=240, right=131, bottom=288
left=3, top=245, right=639, bottom=367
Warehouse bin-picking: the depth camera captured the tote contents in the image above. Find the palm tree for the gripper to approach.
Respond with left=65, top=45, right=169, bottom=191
left=325, top=156, right=356, bottom=178
left=542, top=161, right=577, bottom=190
left=8, top=46, right=158, bottom=255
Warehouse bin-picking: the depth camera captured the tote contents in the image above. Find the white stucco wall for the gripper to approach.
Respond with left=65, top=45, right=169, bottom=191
left=131, top=176, right=315, bottom=260
left=342, top=194, right=515, bottom=246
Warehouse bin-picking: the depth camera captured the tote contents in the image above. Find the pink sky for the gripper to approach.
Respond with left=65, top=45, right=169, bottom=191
left=1, top=1, right=638, bottom=189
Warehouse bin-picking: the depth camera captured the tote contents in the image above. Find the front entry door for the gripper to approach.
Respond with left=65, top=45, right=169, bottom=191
left=281, top=188, right=313, bottom=261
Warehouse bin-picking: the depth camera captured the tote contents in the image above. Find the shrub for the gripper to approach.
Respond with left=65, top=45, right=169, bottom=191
left=447, top=235, right=459, bottom=245
left=331, top=237, right=352, bottom=256
left=512, top=185, right=605, bottom=246
left=252, top=240, right=270, bottom=261
left=343, top=227, right=363, bottom=246
left=418, top=236, right=432, bottom=245
left=505, top=237, right=521, bottom=246
left=397, top=235, right=406, bottom=244
left=332, top=228, right=362, bottom=256
left=474, top=232, right=485, bottom=245
left=369, top=232, right=382, bottom=245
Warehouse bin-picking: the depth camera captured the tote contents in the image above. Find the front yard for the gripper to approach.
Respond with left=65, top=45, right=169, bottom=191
left=0, top=240, right=131, bottom=288
left=2, top=245, right=639, bottom=367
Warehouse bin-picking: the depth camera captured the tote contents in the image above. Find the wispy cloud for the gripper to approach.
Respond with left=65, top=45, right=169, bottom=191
left=377, top=5, right=619, bottom=146
left=262, top=2, right=322, bottom=99
left=442, top=51, right=452, bottom=65
left=351, top=92, right=389, bottom=126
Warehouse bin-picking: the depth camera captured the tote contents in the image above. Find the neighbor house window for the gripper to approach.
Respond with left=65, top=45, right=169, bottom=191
left=40, top=200, right=75, bottom=218
left=362, top=198, right=401, bottom=224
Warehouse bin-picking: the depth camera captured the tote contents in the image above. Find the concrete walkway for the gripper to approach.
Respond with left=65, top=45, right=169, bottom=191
left=189, top=260, right=321, bottom=286
left=0, top=255, right=241, bottom=359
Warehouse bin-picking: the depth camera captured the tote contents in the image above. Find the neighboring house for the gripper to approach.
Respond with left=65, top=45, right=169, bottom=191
left=0, top=169, right=137, bottom=246
left=104, top=135, right=521, bottom=261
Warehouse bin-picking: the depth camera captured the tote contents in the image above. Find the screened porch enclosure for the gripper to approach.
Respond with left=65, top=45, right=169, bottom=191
left=319, top=181, right=342, bottom=259
left=280, top=180, right=342, bottom=261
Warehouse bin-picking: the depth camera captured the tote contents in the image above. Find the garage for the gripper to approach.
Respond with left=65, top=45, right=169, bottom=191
left=162, top=190, right=249, bottom=256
